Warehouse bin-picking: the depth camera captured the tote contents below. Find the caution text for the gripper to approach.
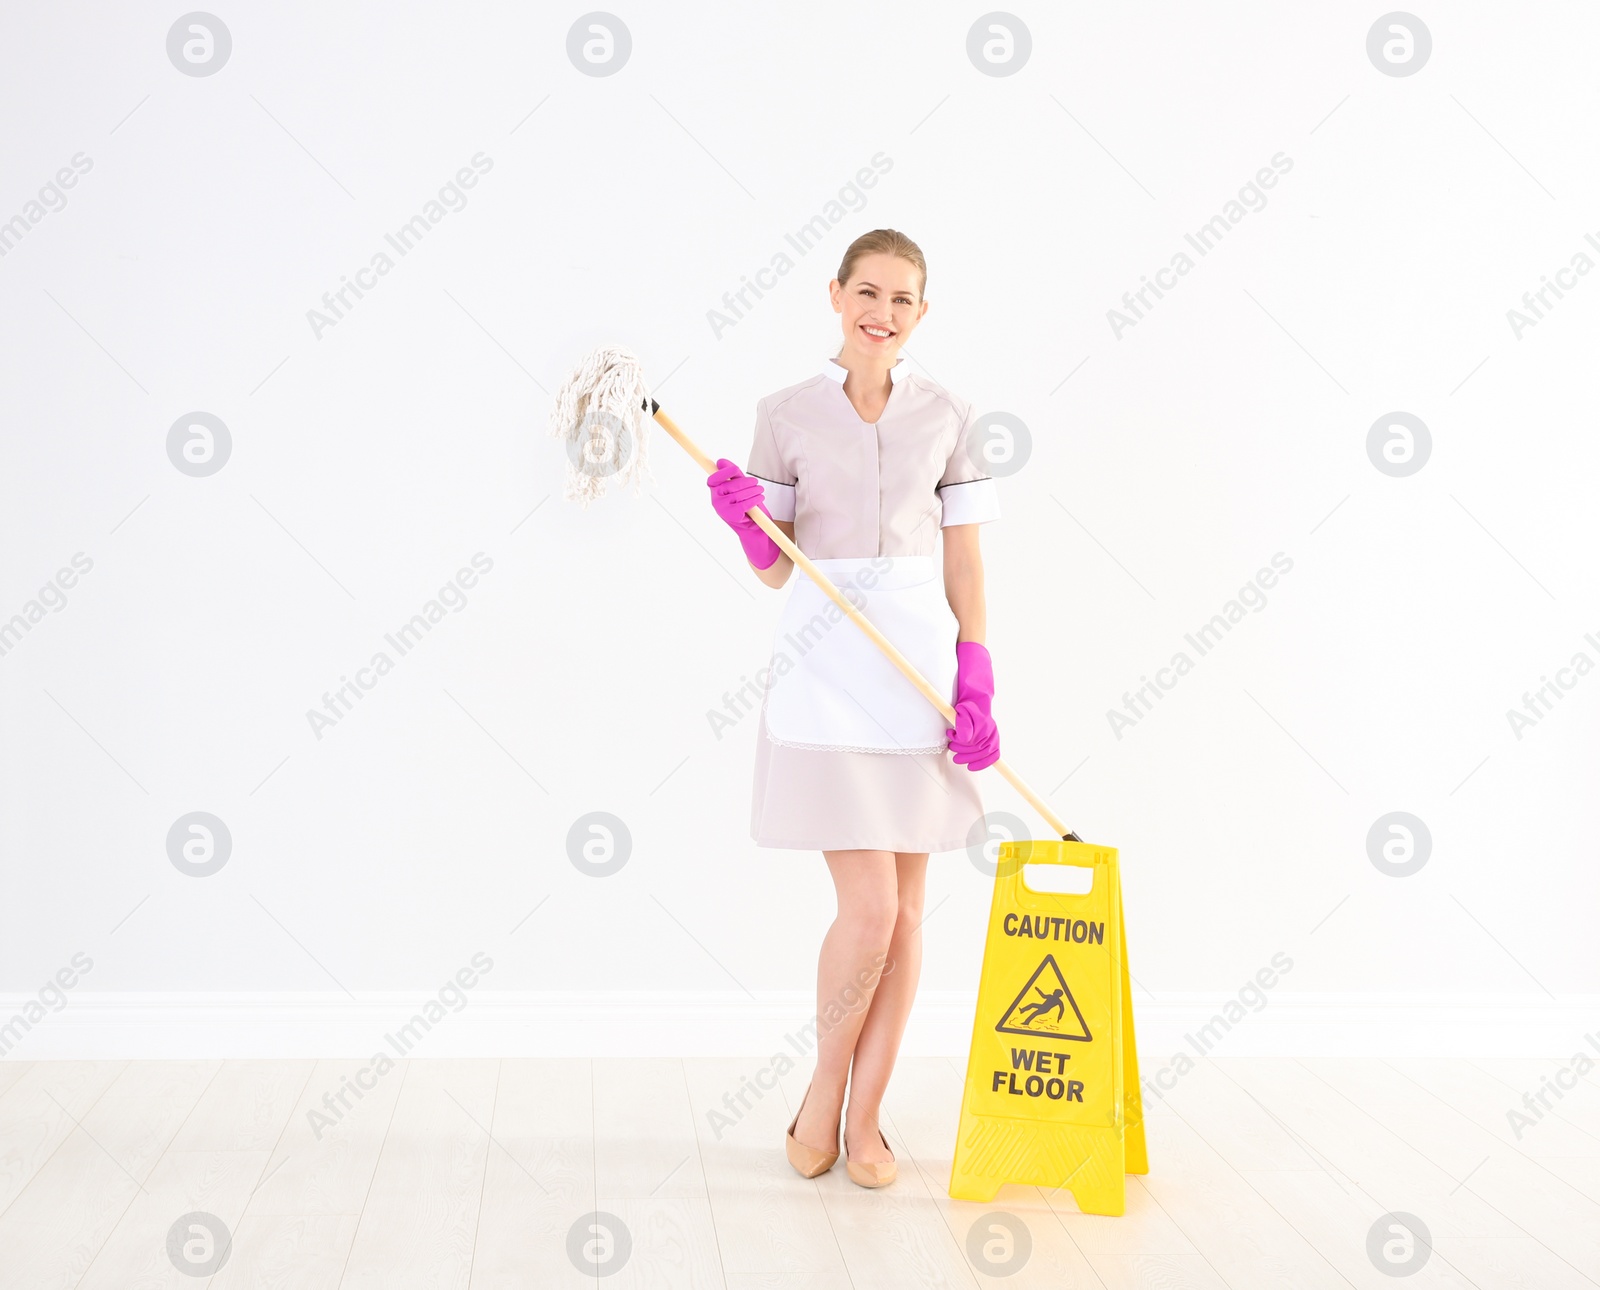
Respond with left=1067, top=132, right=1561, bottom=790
left=1004, top=913, right=1104, bottom=944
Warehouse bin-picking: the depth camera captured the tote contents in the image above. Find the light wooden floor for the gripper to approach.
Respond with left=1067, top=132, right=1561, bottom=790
left=0, top=1054, right=1596, bottom=1288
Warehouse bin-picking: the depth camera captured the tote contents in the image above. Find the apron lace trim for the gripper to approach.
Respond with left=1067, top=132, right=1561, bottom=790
left=764, top=730, right=949, bottom=755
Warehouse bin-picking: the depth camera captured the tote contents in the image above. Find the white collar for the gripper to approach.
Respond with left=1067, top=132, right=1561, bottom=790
left=824, top=357, right=907, bottom=385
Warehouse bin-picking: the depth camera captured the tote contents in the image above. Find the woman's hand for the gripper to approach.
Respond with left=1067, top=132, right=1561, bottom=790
left=707, top=458, right=780, bottom=569
left=946, top=641, right=1000, bottom=771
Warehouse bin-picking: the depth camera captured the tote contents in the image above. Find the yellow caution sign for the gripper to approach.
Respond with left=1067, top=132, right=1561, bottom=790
left=949, top=839, right=1146, bottom=1215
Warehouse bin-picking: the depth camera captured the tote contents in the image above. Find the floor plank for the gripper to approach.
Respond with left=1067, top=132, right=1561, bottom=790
left=167, top=1059, right=314, bottom=1153
left=1135, top=1101, right=1349, bottom=1287
left=1082, top=1252, right=1230, bottom=1289
left=1474, top=1055, right=1600, bottom=1136
left=603, top=1197, right=729, bottom=1289
left=0, top=1063, right=31, bottom=1100
left=1237, top=1169, right=1477, bottom=1289
left=73, top=1058, right=316, bottom=1288
left=1155, top=1052, right=1321, bottom=1172
left=0, top=1060, right=216, bottom=1290
left=338, top=1059, right=499, bottom=1290
left=592, top=1056, right=726, bottom=1284
left=1397, top=1056, right=1600, bottom=1167
left=245, top=1056, right=408, bottom=1216
left=469, top=1057, right=597, bottom=1288
left=594, top=1055, right=708, bottom=1200
left=1212, top=1057, right=1586, bottom=1290
left=684, top=1056, right=849, bottom=1288
left=1156, top=1060, right=1472, bottom=1287
left=75, top=1149, right=270, bottom=1289
left=209, top=1212, right=362, bottom=1290
left=0, top=1130, right=146, bottom=1290
left=1307, top=1057, right=1600, bottom=1282
left=0, top=1059, right=125, bottom=1214
left=1429, top=1236, right=1597, bottom=1290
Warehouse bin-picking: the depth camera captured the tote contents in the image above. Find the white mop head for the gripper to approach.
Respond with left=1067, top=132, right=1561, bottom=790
left=547, top=345, right=657, bottom=505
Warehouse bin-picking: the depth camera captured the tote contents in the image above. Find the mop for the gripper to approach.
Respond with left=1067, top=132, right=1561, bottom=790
left=545, top=344, right=1081, bottom=844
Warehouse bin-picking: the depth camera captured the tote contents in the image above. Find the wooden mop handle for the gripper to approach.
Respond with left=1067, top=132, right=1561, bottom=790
left=648, top=400, right=1081, bottom=844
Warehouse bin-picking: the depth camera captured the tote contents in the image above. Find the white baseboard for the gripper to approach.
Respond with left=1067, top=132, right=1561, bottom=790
left=1, top=991, right=1595, bottom=1061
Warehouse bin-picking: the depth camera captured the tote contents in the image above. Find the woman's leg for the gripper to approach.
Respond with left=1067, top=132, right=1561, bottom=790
left=791, top=849, right=898, bottom=1154
left=843, top=851, right=929, bottom=1163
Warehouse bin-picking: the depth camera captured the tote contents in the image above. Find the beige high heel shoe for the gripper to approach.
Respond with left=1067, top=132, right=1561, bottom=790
left=845, top=1122, right=897, bottom=1188
left=785, top=1081, right=840, bottom=1178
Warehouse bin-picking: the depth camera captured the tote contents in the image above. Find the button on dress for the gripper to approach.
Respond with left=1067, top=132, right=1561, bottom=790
left=746, top=356, right=1000, bottom=852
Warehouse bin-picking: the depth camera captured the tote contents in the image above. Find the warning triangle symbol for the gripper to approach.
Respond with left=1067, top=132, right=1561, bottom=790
left=994, top=953, right=1092, bottom=1043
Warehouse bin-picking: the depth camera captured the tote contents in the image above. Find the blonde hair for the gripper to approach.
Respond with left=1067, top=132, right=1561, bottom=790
left=835, top=228, right=927, bottom=302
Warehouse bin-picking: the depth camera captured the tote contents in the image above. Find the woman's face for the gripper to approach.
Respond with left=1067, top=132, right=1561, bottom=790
left=830, top=252, right=927, bottom=362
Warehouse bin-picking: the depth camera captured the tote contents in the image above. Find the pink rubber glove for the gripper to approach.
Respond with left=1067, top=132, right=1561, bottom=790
left=707, top=458, right=780, bottom=569
left=946, top=641, right=1000, bottom=771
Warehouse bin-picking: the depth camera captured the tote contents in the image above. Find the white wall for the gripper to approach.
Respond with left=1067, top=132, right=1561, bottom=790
left=2, top=2, right=1595, bottom=1060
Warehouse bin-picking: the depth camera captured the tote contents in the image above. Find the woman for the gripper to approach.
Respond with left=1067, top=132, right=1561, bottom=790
left=706, top=228, right=1001, bottom=1188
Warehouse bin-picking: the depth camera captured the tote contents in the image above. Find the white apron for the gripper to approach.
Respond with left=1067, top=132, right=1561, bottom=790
left=762, top=556, right=958, bottom=754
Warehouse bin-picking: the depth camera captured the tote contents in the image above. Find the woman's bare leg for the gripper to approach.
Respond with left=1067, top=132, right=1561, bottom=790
left=843, top=851, right=928, bottom=1163
left=791, top=849, right=898, bottom=1154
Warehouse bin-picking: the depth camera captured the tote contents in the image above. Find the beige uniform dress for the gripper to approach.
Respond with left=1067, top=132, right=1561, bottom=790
left=747, top=356, right=1001, bottom=852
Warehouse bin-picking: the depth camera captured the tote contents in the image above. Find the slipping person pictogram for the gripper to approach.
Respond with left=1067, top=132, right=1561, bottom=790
left=996, top=954, right=1092, bottom=1042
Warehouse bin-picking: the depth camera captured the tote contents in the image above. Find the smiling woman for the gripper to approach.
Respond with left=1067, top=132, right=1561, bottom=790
left=702, top=227, right=1002, bottom=1185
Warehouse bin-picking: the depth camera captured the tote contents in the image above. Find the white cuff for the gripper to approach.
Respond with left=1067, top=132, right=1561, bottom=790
left=752, top=474, right=796, bottom=522
left=938, top=477, right=999, bottom=526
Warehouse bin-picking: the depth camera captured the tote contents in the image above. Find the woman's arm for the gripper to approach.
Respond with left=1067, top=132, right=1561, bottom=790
left=751, top=520, right=795, bottom=588
left=942, top=523, right=986, bottom=643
